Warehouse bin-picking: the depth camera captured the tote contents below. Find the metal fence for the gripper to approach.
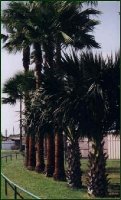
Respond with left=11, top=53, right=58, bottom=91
left=78, top=135, right=120, bottom=159
left=108, top=135, right=120, bottom=159
left=1, top=154, right=41, bottom=199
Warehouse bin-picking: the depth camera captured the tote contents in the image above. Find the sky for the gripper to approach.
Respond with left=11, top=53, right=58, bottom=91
left=1, top=1, right=120, bottom=136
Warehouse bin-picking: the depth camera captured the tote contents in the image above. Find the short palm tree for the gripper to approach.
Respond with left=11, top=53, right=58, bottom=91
left=1, top=1, right=31, bottom=166
left=2, top=70, right=36, bottom=152
left=81, top=52, right=120, bottom=197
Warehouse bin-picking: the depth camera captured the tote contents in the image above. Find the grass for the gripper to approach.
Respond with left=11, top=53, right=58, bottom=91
left=1, top=150, right=20, bottom=156
left=1, top=150, right=120, bottom=199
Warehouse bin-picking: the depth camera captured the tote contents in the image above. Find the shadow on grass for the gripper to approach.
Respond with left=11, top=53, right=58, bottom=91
left=107, top=167, right=120, bottom=173
left=108, top=183, right=120, bottom=198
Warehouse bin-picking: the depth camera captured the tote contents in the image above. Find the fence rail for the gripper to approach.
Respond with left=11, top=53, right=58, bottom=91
left=1, top=153, right=41, bottom=199
left=1, top=153, right=24, bottom=161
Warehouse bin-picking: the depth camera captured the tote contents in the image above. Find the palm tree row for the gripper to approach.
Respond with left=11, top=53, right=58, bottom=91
left=2, top=1, right=119, bottom=197
left=2, top=0, right=100, bottom=173
left=26, top=51, right=119, bottom=196
left=2, top=51, right=119, bottom=196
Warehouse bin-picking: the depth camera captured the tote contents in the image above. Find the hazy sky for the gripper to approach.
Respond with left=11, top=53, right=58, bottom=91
left=1, top=1, right=120, bottom=136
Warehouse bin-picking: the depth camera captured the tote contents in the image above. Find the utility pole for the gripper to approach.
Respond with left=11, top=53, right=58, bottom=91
left=5, top=129, right=8, bottom=141
left=13, top=126, right=15, bottom=135
left=20, top=97, right=23, bottom=151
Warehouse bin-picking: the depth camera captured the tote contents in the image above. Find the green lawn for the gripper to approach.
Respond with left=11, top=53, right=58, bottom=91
left=1, top=150, right=120, bottom=199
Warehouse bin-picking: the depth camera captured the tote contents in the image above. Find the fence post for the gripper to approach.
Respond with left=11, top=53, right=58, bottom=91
left=6, top=156, right=7, bottom=163
left=14, top=186, right=17, bottom=199
left=5, top=179, right=7, bottom=196
left=11, top=155, right=12, bottom=161
left=16, top=153, right=17, bottom=159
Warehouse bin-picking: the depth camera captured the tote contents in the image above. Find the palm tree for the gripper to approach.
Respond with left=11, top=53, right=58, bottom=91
left=80, top=52, right=120, bottom=197
left=2, top=71, right=36, bottom=152
left=1, top=1, right=31, bottom=166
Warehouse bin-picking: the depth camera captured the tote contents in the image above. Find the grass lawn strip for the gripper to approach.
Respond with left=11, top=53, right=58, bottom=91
left=1, top=151, right=120, bottom=199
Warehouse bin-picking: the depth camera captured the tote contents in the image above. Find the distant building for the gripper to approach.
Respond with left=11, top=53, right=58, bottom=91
left=2, top=140, right=15, bottom=150
left=1, top=134, right=25, bottom=150
left=1, top=135, right=8, bottom=141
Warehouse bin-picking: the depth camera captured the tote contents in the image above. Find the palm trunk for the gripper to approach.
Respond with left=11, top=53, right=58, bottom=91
left=23, top=46, right=30, bottom=72
left=34, top=42, right=42, bottom=89
left=24, top=134, right=29, bottom=167
left=56, top=37, right=61, bottom=68
left=44, top=38, right=54, bottom=69
left=35, top=135, right=45, bottom=172
left=53, top=39, right=66, bottom=181
left=66, top=137, right=82, bottom=188
left=87, top=137, right=109, bottom=197
left=23, top=46, right=30, bottom=167
left=53, top=132, right=66, bottom=181
left=34, top=42, right=45, bottom=172
left=27, top=135, right=36, bottom=170
left=45, top=131, right=55, bottom=177
left=24, top=101, right=30, bottom=167
left=44, top=136, right=47, bottom=158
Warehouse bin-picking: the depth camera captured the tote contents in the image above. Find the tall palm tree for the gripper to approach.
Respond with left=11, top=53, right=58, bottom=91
left=2, top=71, right=36, bottom=152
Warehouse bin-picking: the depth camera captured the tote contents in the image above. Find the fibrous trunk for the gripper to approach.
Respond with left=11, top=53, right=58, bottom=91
left=24, top=134, right=29, bottom=167
left=66, top=138, right=82, bottom=188
left=23, top=46, right=30, bottom=72
left=34, top=42, right=45, bottom=173
left=35, top=134, right=45, bottom=173
left=43, top=38, right=54, bottom=68
left=45, top=132, right=55, bottom=177
left=87, top=138, right=109, bottom=197
left=53, top=132, right=66, bottom=181
left=34, top=42, right=42, bottom=89
left=23, top=45, right=30, bottom=166
left=27, top=135, right=36, bottom=170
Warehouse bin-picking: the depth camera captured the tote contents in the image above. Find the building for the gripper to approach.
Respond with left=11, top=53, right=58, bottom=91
left=1, top=134, right=25, bottom=150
